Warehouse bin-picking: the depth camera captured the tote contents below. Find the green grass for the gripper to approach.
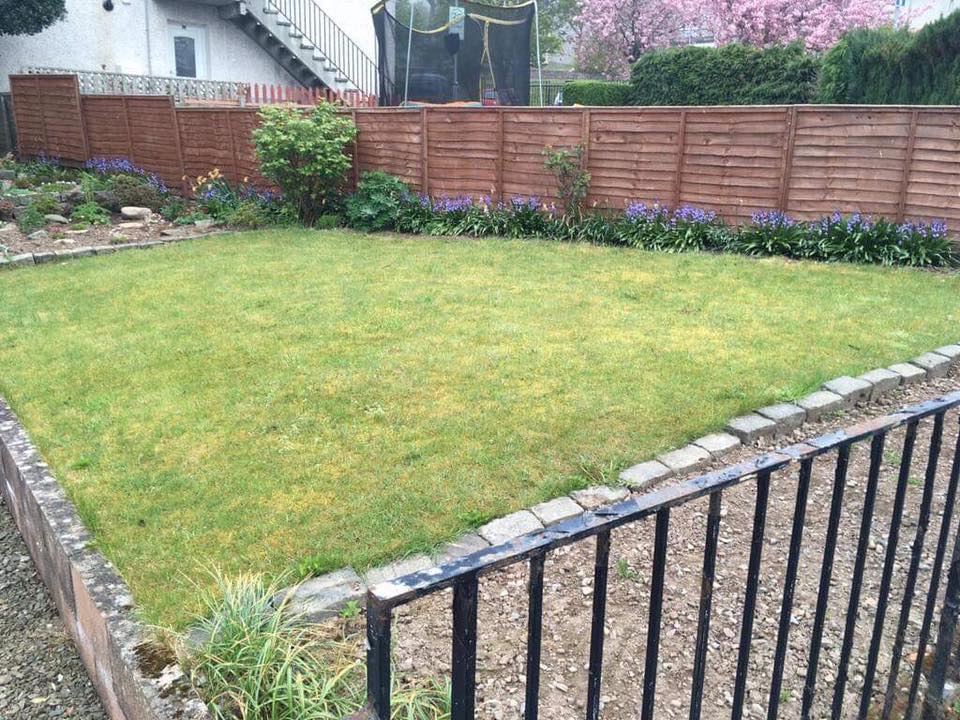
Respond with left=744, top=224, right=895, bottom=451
left=1, top=229, right=959, bottom=626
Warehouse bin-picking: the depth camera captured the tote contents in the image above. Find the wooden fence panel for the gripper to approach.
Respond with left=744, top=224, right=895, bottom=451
left=82, top=96, right=133, bottom=159
left=904, top=111, right=960, bottom=228
left=587, top=108, right=683, bottom=210
left=426, top=109, right=498, bottom=198
left=502, top=109, right=582, bottom=203
left=680, top=107, right=789, bottom=222
left=177, top=108, right=239, bottom=183
left=123, top=96, right=185, bottom=191
left=226, top=109, right=269, bottom=188
left=354, top=109, right=423, bottom=190
left=786, top=108, right=912, bottom=219
left=10, top=74, right=87, bottom=162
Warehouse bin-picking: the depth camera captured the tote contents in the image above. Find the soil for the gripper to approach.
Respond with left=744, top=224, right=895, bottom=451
left=0, top=213, right=177, bottom=256
left=371, top=370, right=960, bottom=720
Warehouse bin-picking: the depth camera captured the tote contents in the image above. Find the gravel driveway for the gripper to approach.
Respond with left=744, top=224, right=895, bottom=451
left=0, top=496, right=105, bottom=719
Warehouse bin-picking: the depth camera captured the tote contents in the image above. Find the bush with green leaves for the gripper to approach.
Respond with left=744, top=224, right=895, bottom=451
left=818, top=11, right=960, bottom=104
left=544, top=145, right=591, bottom=220
left=345, top=171, right=411, bottom=231
left=71, top=201, right=110, bottom=226
left=562, top=81, right=632, bottom=106
left=631, top=43, right=820, bottom=106
left=27, top=194, right=60, bottom=216
left=252, top=103, right=357, bottom=225
left=16, top=204, right=45, bottom=234
left=111, top=174, right=165, bottom=211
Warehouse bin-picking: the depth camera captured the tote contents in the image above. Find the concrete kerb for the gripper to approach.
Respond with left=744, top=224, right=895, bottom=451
left=287, top=340, right=960, bottom=620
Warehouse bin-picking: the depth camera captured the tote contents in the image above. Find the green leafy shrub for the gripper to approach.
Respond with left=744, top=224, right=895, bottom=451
left=17, top=205, right=45, bottom=234
left=728, top=211, right=806, bottom=257
left=159, top=197, right=188, bottom=221
left=562, top=81, right=632, bottom=106
left=819, top=11, right=960, bottom=104
left=72, top=201, right=111, bottom=226
left=253, top=103, right=357, bottom=225
left=631, top=43, right=820, bottom=106
left=543, top=145, right=591, bottom=220
left=29, top=194, right=60, bottom=216
left=315, top=213, right=342, bottom=230
left=345, top=171, right=411, bottom=231
left=224, top=201, right=270, bottom=229
left=111, top=174, right=165, bottom=211
left=189, top=168, right=293, bottom=226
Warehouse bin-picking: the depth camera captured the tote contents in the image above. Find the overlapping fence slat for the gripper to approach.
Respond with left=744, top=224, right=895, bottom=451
left=10, top=75, right=960, bottom=230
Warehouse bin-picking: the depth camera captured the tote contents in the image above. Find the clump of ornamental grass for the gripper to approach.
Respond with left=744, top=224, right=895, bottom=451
left=180, top=570, right=450, bottom=720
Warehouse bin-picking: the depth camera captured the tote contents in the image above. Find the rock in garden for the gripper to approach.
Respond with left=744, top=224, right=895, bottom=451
left=118, top=221, right=145, bottom=230
left=194, top=218, right=218, bottom=229
left=121, top=206, right=152, bottom=220
left=27, top=230, right=49, bottom=241
left=43, top=214, right=69, bottom=225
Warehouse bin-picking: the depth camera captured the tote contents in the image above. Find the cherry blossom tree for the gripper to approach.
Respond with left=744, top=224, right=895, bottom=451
left=697, top=0, right=895, bottom=50
left=574, top=0, right=895, bottom=76
left=574, top=0, right=688, bottom=78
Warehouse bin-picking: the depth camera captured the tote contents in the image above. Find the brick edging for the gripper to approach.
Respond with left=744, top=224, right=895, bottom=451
left=283, top=340, right=960, bottom=620
left=0, top=399, right=210, bottom=720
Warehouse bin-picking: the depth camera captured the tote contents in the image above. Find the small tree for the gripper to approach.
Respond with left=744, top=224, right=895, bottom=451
left=543, top=145, right=591, bottom=221
left=0, top=0, right=66, bottom=36
left=252, top=103, right=357, bottom=225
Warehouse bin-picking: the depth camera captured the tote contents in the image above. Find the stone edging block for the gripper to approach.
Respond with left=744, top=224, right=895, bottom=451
left=822, top=376, right=873, bottom=408
left=725, top=413, right=777, bottom=443
left=796, top=390, right=844, bottom=422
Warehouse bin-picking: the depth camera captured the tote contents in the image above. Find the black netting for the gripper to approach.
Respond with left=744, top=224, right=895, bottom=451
left=373, top=1, right=535, bottom=106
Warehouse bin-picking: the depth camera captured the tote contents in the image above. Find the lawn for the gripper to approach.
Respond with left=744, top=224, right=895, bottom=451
left=1, top=230, right=959, bottom=627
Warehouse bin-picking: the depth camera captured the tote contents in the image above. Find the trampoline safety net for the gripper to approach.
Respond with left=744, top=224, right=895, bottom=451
left=372, top=0, right=535, bottom=107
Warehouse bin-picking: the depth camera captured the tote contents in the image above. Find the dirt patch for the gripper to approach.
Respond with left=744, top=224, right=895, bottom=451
left=372, top=371, right=960, bottom=719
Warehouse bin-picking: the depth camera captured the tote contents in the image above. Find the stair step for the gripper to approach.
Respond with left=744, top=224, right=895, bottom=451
left=312, top=51, right=326, bottom=61
left=262, top=5, right=278, bottom=13
left=276, top=18, right=291, bottom=26
left=289, top=29, right=303, bottom=38
left=300, top=41, right=314, bottom=50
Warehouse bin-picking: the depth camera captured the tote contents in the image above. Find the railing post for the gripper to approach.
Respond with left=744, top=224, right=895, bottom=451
left=922, top=515, right=960, bottom=720
left=366, top=595, right=392, bottom=720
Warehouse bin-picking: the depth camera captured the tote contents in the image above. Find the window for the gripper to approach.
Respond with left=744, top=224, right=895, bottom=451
left=174, top=36, right=197, bottom=77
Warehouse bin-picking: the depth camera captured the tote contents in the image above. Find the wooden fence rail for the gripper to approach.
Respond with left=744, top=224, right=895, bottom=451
left=10, top=74, right=960, bottom=228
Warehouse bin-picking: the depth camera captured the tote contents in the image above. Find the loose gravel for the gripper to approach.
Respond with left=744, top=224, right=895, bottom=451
left=386, top=372, right=960, bottom=719
left=0, top=495, right=106, bottom=720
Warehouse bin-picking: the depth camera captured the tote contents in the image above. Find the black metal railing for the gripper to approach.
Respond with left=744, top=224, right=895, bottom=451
left=264, top=0, right=379, bottom=97
left=364, top=390, right=960, bottom=720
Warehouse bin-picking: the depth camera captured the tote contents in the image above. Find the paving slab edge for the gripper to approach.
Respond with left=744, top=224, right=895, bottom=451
left=0, top=398, right=209, bottom=720
left=286, top=340, right=960, bottom=620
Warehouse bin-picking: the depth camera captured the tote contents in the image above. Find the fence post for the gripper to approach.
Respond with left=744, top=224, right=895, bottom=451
left=581, top=108, right=591, bottom=203
left=897, top=109, right=919, bottom=222
left=352, top=108, right=360, bottom=188
left=421, top=107, right=429, bottom=196
left=922, top=516, right=960, bottom=720
left=496, top=109, right=504, bottom=203
left=777, top=106, right=798, bottom=214
left=366, top=595, right=392, bottom=720
left=672, top=110, right=687, bottom=209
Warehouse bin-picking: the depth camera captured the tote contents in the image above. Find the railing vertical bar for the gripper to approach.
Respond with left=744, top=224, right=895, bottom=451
left=906, top=417, right=960, bottom=716
left=731, top=469, right=772, bottom=720
left=366, top=597, right=392, bottom=720
left=641, top=509, right=671, bottom=720
left=922, top=470, right=960, bottom=720
left=857, top=421, right=919, bottom=719
left=881, top=413, right=945, bottom=720
left=689, top=491, right=722, bottom=720
left=451, top=573, right=480, bottom=720
left=831, top=432, right=887, bottom=717
left=766, top=457, right=815, bottom=720
left=586, top=530, right=612, bottom=720
left=801, top=442, right=852, bottom=719
left=524, top=554, right=546, bottom=720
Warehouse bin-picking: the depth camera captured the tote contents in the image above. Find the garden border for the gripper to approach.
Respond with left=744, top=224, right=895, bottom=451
left=284, top=342, right=960, bottom=620
left=0, top=228, right=228, bottom=270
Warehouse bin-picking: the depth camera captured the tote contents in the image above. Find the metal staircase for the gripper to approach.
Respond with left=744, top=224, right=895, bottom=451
left=214, top=1, right=378, bottom=95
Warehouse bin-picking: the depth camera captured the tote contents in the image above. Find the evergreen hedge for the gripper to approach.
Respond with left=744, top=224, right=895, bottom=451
left=818, top=10, right=960, bottom=104
left=629, top=43, right=820, bottom=106
left=562, top=80, right=632, bottom=106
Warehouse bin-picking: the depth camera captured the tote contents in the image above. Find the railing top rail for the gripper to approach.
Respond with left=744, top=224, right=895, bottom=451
left=369, top=389, right=960, bottom=609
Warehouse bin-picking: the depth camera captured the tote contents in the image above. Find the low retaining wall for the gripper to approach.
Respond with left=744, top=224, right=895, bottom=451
left=0, top=399, right=208, bottom=720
